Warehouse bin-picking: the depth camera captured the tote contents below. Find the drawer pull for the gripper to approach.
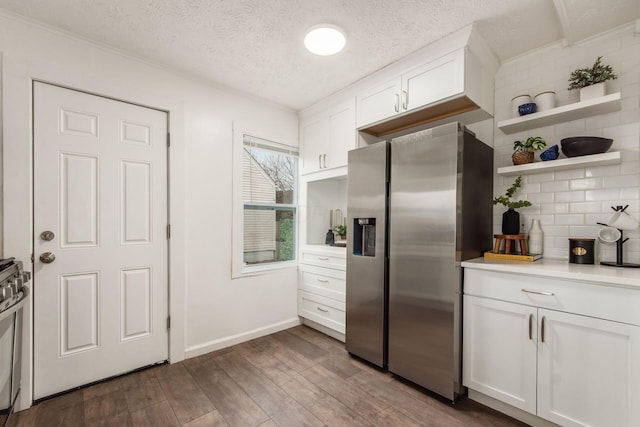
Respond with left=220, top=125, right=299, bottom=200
left=528, top=314, right=533, bottom=340
left=316, top=307, right=329, bottom=313
left=541, top=316, right=546, bottom=343
left=317, top=257, right=330, bottom=261
left=317, top=279, right=330, bottom=283
left=521, top=288, right=554, bottom=296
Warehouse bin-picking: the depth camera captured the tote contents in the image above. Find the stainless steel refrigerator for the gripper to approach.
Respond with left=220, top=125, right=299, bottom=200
left=345, top=122, right=493, bottom=401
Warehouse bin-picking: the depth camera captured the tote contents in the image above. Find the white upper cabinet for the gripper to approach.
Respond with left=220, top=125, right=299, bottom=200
left=356, top=78, right=403, bottom=130
left=299, top=98, right=356, bottom=175
left=356, top=48, right=492, bottom=135
left=402, top=49, right=465, bottom=111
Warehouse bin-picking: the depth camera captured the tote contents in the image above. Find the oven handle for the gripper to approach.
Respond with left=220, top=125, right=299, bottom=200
left=0, top=287, right=29, bottom=322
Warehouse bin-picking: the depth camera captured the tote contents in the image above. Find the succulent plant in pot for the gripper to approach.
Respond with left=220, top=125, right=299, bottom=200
left=492, top=176, right=532, bottom=235
left=568, top=56, right=617, bottom=101
left=512, top=136, right=546, bottom=165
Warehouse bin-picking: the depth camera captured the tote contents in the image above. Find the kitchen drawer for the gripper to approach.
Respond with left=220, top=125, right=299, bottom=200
left=300, top=250, right=345, bottom=270
left=464, top=269, right=640, bottom=326
left=299, top=265, right=345, bottom=302
left=298, top=291, right=345, bottom=334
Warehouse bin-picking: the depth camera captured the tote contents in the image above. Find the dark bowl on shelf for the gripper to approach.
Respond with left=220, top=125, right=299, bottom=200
left=518, top=102, right=537, bottom=116
left=539, top=144, right=559, bottom=161
left=560, top=136, right=613, bottom=157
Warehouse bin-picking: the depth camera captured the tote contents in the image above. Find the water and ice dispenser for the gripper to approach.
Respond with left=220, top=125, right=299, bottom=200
left=353, top=218, right=376, bottom=257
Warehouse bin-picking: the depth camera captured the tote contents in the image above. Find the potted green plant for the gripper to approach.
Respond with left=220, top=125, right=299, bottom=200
left=492, top=176, right=531, bottom=235
left=568, top=56, right=617, bottom=101
left=333, top=224, right=347, bottom=240
left=512, top=136, right=546, bottom=165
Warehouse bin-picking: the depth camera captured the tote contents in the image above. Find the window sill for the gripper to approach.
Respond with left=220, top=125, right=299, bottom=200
left=232, top=260, right=298, bottom=279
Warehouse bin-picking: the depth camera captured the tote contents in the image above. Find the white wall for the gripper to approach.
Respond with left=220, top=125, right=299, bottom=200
left=493, top=25, right=640, bottom=262
left=0, top=12, right=299, bottom=408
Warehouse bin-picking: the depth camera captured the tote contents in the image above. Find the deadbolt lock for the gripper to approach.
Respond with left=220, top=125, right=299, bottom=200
left=40, top=231, right=55, bottom=241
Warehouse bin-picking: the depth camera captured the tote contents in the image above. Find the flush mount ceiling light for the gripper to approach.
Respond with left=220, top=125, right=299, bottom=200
left=304, top=25, right=346, bottom=56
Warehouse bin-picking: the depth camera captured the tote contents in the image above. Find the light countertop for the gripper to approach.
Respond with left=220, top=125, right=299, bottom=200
left=462, top=257, right=640, bottom=289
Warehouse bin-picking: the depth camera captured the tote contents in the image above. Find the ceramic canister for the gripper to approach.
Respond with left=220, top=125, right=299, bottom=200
left=511, top=94, right=531, bottom=118
left=568, top=238, right=595, bottom=264
left=534, top=91, right=556, bottom=111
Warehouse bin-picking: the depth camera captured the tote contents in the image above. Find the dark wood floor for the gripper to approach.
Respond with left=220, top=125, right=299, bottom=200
left=10, top=325, right=527, bottom=426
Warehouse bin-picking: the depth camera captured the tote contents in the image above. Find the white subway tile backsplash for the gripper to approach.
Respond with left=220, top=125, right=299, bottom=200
left=555, top=169, right=585, bottom=180
left=541, top=180, right=568, bottom=192
left=541, top=203, right=569, bottom=214
left=493, top=26, right=639, bottom=259
left=619, top=187, right=640, bottom=200
left=570, top=177, right=603, bottom=190
left=555, top=214, right=585, bottom=225
left=585, top=165, right=621, bottom=177
left=527, top=192, right=555, bottom=203
left=585, top=189, right=619, bottom=201
left=603, top=174, right=640, bottom=188
left=570, top=202, right=603, bottom=213
left=527, top=172, right=556, bottom=183
left=545, top=225, right=570, bottom=237
left=555, top=190, right=586, bottom=202
left=569, top=225, right=600, bottom=238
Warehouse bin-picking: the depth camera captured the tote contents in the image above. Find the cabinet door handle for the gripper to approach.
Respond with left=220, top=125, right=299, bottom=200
left=541, top=316, right=546, bottom=343
left=318, top=154, right=322, bottom=169
left=394, top=93, right=400, bottom=112
left=528, top=314, right=533, bottom=340
left=317, top=278, right=330, bottom=283
left=521, top=288, right=554, bottom=296
left=402, top=90, right=408, bottom=110
left=316, top=307, right=329, bottom=313
left=317, top=257, right=330, bottom=261
left=323, top=154, right=327, bottom=169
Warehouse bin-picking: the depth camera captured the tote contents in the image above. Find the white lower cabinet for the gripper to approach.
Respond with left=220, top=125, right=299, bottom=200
left=463, top=270, right=640, bottom=427
left=463, top=297, right=537, bottom=414
left=537, top=309, right=640, bottom=427
left=298, top=258, right=346, bottom=340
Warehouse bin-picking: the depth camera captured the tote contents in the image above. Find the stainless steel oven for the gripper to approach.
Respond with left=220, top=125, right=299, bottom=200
left=0, top=259, right=29, bottom=427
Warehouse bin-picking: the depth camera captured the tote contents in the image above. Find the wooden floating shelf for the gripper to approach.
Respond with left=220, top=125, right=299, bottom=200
left=497, top=92, right=621, bottom=134
left=497, top=151, right=621, bottom=176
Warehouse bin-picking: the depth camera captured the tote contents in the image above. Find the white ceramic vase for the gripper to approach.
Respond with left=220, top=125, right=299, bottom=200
left=534, top=91, right=556, bottom=111
left=528, top=219, right=543, bottom=255
left=579, top=82, right=605, bottom=102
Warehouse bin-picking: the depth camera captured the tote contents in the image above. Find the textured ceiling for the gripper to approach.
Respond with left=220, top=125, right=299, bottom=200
left=0, top=0, right=638, bottom=110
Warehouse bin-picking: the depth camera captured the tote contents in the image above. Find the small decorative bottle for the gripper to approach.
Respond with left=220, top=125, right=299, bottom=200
left=528, top=219, right=543, bottom=255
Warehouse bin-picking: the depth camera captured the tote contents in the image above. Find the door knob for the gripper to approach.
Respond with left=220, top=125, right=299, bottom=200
left=39, top=252, right=56, bottom=264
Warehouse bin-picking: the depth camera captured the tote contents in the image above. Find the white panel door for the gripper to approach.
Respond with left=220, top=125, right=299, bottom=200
left=537, top=309, right=640, bottom=427
left=463, top=295, right=538, bottom=414
left=33, top=82, right=168, bottom=399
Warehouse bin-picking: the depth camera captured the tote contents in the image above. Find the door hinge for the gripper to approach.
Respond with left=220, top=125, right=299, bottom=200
left=167, top=132, right=171, bottom=147
left=166, top=224, right=171, bottom=239
left=167, top=316, right=171, bottom=330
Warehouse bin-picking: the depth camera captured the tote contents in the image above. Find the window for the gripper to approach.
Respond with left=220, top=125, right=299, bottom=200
left=240, top=135, right=298, bottom=269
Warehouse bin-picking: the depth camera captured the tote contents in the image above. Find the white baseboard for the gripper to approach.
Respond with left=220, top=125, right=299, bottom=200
left=184, top=317, right=301, bottom=359
left=468, top=389, right=559, bottom=427
left=301, top=318, right=345, bottom=342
